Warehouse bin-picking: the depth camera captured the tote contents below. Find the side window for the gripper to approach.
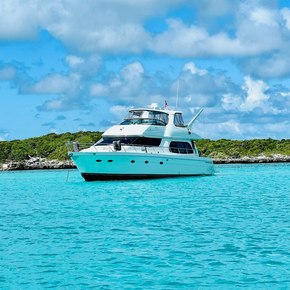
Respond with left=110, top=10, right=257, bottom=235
left=174, top=113, right=185, bottom=127
left=169, top=142, right=193, bottom=154
left=131, top=138, right=162, bottom=146
left=153, top=112, right=168, bottom=125
left=160, top=113, right=169, bottom=125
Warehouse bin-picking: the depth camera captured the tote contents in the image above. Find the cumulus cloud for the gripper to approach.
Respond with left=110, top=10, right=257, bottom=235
left=0, top=0, right=40, bottom=40
left=281, top=8, right=290, bottom=29
left=1, top=0, right=289, bottom=61
left=21, top=74, right=74, bottom=94
left=110, top=105, right=131, bottom=118
left=89, top=61, right=238, bottom=112
left=0, top=0, right=180, bottom=53
left=19, top=55, right=102, bottom=111
left=151, top=19, right=245, bottom=57
left=240, top=53, right=290, bottom=78
left=182, top=62, right=207, bottom=76
left=240, top=76, right=269, bottom=112
left=249, top=7, right=278, bottom=27
left=90, top=61, right=164, bottom=106
left=65, top=55, right=101, bottom=77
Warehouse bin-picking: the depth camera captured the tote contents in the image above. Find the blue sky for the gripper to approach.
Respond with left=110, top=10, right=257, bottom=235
left=0, top=0, right=290, bottom=140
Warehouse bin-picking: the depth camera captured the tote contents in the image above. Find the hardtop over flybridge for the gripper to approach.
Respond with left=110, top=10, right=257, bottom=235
left=67, top=104, right=214, bottom=181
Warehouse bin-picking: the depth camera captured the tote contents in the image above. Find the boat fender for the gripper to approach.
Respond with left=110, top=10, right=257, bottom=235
left=113, top=140, right=121, bottom=151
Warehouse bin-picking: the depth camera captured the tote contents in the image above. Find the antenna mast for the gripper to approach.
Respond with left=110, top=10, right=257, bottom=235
left=175, top=79, right=179, bottom=109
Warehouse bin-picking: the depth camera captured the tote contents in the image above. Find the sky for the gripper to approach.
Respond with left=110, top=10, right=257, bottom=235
left=0, top=0, right=290, bottom=141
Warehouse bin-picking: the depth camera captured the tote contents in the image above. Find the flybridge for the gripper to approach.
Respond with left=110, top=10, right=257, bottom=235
left=122, top=106, right=204, bottom=129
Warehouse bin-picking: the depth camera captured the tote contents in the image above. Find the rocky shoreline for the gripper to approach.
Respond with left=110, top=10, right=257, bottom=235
left=0, top=157, right=75, bottom=171
left=1, top=155, right=290, bottom=171
left=214, top=154, right=290, bottom=164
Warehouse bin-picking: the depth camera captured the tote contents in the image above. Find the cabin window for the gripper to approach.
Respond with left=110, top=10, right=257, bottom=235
left=120, top=110, right=168, bottom=126
left=131, top=137, right=161, bottom=146
left=169, top=141, right=193, bottom=154
left=95, top=137, right=161, bottom=146
left=174, top=113, right=185, bottom=127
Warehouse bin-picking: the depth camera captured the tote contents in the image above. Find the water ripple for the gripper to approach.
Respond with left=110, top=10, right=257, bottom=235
left=0, top=164, right=290, bottom=288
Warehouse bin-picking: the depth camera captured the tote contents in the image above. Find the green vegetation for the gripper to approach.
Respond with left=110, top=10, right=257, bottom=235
left=0, top=132, right=289, bottom=162
left=196, top=138, right=290, bottom=158
left=0, top=131, right=102, bottom=162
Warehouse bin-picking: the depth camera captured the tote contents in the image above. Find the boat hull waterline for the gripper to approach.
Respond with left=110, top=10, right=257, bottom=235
left=71, top=152, right=214, bottom=181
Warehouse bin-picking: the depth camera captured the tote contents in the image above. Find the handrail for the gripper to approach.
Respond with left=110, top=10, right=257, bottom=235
left=66, top=141, right=196, bottom=155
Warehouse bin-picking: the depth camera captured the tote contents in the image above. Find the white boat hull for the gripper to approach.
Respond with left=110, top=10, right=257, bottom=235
left=70, top=152, right=214, bottom=181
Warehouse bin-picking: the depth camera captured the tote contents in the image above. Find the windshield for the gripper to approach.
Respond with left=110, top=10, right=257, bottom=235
left=120, top=110, right=168, bottom=126
left=95, top=137, right=161, bottom=146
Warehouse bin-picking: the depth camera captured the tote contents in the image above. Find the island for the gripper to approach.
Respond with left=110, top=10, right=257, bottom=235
left=0, top=132, right=289, bottom=171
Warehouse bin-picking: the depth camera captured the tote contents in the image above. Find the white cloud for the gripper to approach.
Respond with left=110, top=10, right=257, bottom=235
left=120, top=62, right=145, bottom=80
left=22, top=74, right=77, bottom=94
left=3, top=55, right=290, bottom=138
left=41, top=99, right=63, bottom=111
left=281, top=8, right=290, bottom=29
left=265, top=122, right=290, bottom=135
left=0, top=0, right=180, bottom=52
left=240, top=53, right=290, bottom=78
left=222, top=93, right=242, bottom=111
left=110, top=105, right=130, bottom=118
left=0, top=0, right=40, bottom=39
left=240, top=76, right=269, bottom=112
left=65, top=55, right=101, bottom=77
left=90, top=84, right=108, bottom=97
left=250, top=7, right=278, bottom=27
left=150, top=15, right=283, bottom=58
left=183, top=62, right=207, bottom=76
left=1, top=0, right=289, bottom=59
left=90, top=61, right=156, bottom=105
left=66, top=56, right=84, bottom=68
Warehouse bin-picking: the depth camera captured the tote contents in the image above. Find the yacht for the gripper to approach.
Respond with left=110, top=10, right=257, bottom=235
left=67, top=106, right=214, bottom=181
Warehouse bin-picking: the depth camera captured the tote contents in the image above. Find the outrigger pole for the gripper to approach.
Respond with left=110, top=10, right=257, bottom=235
left=187, top=108, right=204, bottom=131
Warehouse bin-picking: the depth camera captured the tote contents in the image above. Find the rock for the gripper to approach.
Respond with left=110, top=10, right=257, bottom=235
left=0, top=158, right=76, bottom=171
left=213, top=155, right=290, bottom=164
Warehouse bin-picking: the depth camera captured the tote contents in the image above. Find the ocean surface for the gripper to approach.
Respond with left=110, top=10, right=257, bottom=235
left=0, top=163, right=289, bottom=289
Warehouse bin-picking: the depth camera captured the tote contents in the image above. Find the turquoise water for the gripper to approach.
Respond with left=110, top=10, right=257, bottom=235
left=0, top=163, right=289, bottom=289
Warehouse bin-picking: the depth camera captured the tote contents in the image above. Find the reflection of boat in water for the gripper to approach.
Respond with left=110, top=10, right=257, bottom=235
left=67, top=106, right=214, bottom=181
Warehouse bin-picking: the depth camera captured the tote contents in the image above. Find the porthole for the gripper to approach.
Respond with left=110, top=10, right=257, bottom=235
left=160, top=161, right=163, bottom=164
left=145, top=161, right=148, bottom=164
left=96, top=160, right=102, bottom=162
left=108, top=160, right=113, bottom=162
left=131, top=160, right=135, bottom=163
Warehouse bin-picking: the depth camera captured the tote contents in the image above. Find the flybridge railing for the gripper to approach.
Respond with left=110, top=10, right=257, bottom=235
left=66, top=142, right=196, bottom=155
